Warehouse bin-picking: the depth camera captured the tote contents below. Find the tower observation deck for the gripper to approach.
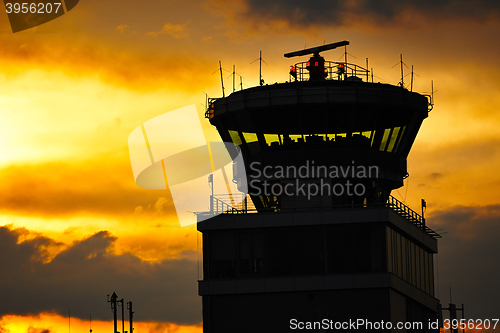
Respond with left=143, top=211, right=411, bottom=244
left=199, top=41, right=440, bottom=332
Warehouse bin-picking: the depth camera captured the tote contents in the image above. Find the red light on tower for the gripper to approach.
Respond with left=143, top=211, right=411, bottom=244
left=338, top=63, right=345, bottom=75
left=289, top=65, right=297, bottom=80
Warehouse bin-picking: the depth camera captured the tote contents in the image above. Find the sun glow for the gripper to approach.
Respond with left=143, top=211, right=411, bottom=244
left=0, top=313, right=202, bottom=333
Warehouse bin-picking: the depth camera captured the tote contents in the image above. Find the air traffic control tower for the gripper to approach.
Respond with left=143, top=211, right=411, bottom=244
left=198, top=41, right=441, bottom=332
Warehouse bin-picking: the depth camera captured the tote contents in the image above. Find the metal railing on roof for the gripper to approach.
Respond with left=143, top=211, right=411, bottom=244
left=203, top=193, right=441, bottom=239
left=291, top=61, right=370, bottom=82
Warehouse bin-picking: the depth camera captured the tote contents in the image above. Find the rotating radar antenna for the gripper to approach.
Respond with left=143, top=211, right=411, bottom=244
left=284, top=40, right=350, bottom=58
left=285, top=41, right=349, bottom=81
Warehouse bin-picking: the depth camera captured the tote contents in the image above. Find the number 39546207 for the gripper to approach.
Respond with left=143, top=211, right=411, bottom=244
left=5, top=3, right=62, bottom=14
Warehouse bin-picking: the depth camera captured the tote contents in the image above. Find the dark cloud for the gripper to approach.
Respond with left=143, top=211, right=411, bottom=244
left=429, top=205, right=500, bottom=320
left=0, top=227, right=200, bottom=324
left=226, top=0, right=500, bottom=29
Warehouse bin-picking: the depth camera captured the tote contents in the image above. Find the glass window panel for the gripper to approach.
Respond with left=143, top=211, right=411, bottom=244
left=362, top=131, right=372, bottom=139
left=402, top=239, right=406, bottom=281
left=394, top=126, right=406, bottom=152
left=411, top=243, right=416, bottom=286
left=239, top=232, right=251, bottom=275
left=242, top=132, right=258, bottom=143
left=379, top=128, right=392, bottom=151
left=294, top=226, right=323, bottom=275
left=289, top=134, right=303, bottom=143
left=353, top=225, right=371, bottom=273
left=228, top=130, right=242, bottom=145
left=267, top=228, right=294, bottom=276
left=304, top=134, right=326, bottom=144
left=253, top=233, right=264, bottom=274
left=420, top=247, right=425, bottom=291
left=386, top=228, right=392, bottom=273
left=326, top=224, right=353, bottom=274
left=210, top=231, right=235, bottom=279
left=396, top=233, right=402, bottom=278
left=429, top=253, right=434, bottom=295
left=392, top=230, right=397, bottom=275
left=386, top=127, right=400, bottom=152
left=369, top=225, right=383, bottom=272
left=424, top=251, right=430, bottom=292
left=264, top=134, right=280, bottom=146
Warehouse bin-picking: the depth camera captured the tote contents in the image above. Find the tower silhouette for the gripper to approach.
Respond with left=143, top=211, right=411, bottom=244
left=198, top=41, right=440, bottom=332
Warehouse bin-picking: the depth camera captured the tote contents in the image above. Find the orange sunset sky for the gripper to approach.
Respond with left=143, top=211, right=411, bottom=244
left=1, top=0, right=500, bottom=332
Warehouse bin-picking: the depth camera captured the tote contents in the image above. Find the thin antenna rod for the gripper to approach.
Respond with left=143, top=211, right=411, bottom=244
left=240, top=76, right=243, bottom=90
left=251, top=51, right=266, bottom=85
left=259, top=51, right=263, bottom=86
left=232, top=65, right=235, bottom=93
left=371, top=68, right=374, bottom=83
left=90, top=314, right=92, bottom=333
left=219, top=61, right=225, bottom=97
left=431, top=80, right=434, bottom=104
left=344, top=45, right=348, bottom=79
left=121, top=298, right=125, bottom=333
left=128, top=301, right=134, bottom=333
left=410, top=65, right=414, bottom=92
left=366, top=58, right=369, bottom=82
left=400, top=54, right=404, bottom=87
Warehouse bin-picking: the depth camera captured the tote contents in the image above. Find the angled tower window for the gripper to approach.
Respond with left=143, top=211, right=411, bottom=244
left=264, top=134, right=280, bottom=146
left=379, top=128, right=392, bottom=151
left=386, top=127, right=401, bottom=152
left=228, top=130, right=243, bottom=145
left=242, top=132, right=258, bottom=143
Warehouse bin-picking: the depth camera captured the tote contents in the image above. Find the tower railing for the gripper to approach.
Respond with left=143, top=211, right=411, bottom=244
left=205, top=193, right=440, bottom=238
left=291, top=61, right=370, bottom=82
left=210, top=194, right=248, bottom=215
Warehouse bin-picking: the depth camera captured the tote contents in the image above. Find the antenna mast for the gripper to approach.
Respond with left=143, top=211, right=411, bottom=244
left=233, top=65, right=235, bottom=92
left=121, top=298, right=125, bottom=333
left=259, top=51, right=262, bottom=86
left=108, top=292, right=118, bottom=333
left=127, top=301, right=134, bottom=333
left=410, top=65, right=414, bottom=91
left=219, top=61, right=225, bottom=97
left=366, top=58, right=369, bottom=82
left=431, top=80, right=434, bottom=104
left=251, top=51, right=267, bottom=86
left=400, top=54, right=404, bottom=87
left=344, top=45, right=348, bottom=70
